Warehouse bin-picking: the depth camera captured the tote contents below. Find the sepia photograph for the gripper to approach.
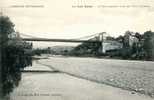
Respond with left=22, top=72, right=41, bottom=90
left=0, top=0, right=154, bottom=100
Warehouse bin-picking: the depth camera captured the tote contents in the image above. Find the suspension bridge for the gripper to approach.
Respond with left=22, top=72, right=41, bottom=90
left=19, top=32, right=107, bottom=43
left=10, top=32, right=121, bottom=53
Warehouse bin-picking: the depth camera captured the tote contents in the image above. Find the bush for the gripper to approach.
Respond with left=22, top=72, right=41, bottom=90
left=1, top=41, right=32, bottom=96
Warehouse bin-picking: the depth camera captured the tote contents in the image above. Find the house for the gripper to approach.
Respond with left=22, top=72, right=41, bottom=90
left=123, top=31, right=139, bottom=47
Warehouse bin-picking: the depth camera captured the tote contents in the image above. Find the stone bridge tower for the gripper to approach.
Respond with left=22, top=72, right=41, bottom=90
left=98, top=32, right=106, bottom=54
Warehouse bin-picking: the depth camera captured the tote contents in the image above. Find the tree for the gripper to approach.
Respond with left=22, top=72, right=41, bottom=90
left=123, top=31, right=134, bottom=47
left=135, top=32, right=142, bottom=41
left=143, top=31, right=154, bottom=60
left=116, top=35, right=124, bottom=43
left=0, top=16, right=32, bottom=96
left=0, top=16, right=15, bottom=41
left=0, top=16, right=15, bottom=96
left=71, top=42, right=101, bottom=56
left=106, top=36, right=115, bottom=41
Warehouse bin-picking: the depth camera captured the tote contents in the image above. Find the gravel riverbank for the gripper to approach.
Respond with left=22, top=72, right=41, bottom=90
left=40, top=57, right=154, bottom=98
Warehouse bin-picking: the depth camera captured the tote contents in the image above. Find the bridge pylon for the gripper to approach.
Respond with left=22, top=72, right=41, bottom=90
left=98, top=32, right=106, bottom=54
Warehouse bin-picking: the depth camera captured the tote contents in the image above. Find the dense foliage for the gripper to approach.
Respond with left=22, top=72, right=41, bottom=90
left=0, top=16, right=32, bottom=96
left=70, top=42, right=101, bottom=56
left=2, top=41, right=32, bottom=96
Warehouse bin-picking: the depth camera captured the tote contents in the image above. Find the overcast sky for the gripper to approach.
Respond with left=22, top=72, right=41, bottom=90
left=1, top=0, right=154, bottom=47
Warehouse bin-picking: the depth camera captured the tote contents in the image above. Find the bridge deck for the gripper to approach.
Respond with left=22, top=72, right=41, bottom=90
left=21, top=38, right=101, bottom=43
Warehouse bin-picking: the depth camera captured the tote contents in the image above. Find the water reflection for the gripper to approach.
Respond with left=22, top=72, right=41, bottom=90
left=1, top=44, right=32, bottom=99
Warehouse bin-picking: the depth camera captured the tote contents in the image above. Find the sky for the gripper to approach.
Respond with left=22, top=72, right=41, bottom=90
left=1, top=0, right=154, bottom=47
